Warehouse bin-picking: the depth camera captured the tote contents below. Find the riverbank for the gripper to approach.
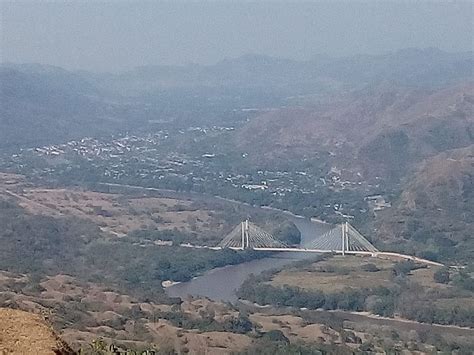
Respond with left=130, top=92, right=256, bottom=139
left=166, top=253, right=318, bottom=301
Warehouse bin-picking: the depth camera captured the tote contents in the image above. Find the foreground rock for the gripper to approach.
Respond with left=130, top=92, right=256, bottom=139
left=0, top=308, right=75, bottom=355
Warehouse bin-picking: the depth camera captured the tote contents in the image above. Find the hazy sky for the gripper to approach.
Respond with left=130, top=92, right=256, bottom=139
left=1, top=1, right=473, bottom=72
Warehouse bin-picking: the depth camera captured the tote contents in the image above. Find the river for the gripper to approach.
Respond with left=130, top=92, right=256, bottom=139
left=166, top=215, right=332, bottom=302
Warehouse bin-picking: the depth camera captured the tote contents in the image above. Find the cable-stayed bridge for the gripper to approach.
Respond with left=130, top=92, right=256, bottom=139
left=304, top=222, right=378, bottom=253
left=217, top=220, right=378, bottom=254
left=216, top=220, right=443, bottom=266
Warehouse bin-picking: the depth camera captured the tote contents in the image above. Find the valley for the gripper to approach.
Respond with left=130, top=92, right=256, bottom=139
left=0, top=48, right=473, bottom=354
left=0, top=168, right=473, bottom=353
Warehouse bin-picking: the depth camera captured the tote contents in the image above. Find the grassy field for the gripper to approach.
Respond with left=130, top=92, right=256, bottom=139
left=21, top=188, right=218, bottom=236
left=266, top=255, right=474, bottom=328
left=0, top=173, right=236, bottom=245
left=269, top=256, right=406, bottom=292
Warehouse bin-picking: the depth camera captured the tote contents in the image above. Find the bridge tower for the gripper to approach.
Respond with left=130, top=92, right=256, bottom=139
left=240, top=219, right=250, bottom=249
left=341, top=222, right=345, bottom=255
left=341, top=222, right=349, bottom=256
left=219, top=219, right=289, bottom=249
left=305, top=221, right=378, bottom=253
left=246, top=219, right=250, bottom=248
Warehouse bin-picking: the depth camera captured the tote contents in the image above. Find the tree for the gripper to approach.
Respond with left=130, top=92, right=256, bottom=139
left=361, top=263, right=379, bottom=272
left=433, top=268, right=450, bottom=284
left=393, top=260, right=415, bottom=276
left=262, top=330, right=290, bottom=344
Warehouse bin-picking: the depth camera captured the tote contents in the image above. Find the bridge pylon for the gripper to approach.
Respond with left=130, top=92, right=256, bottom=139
left=305, top=222, right=378, bottom=253
left=218, top=219, right=288, bottom=249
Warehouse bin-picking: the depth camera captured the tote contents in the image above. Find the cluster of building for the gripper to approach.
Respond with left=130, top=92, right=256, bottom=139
left=1, top=127, right=390, bottom=220
left=31, top=134, right=166, bottom=160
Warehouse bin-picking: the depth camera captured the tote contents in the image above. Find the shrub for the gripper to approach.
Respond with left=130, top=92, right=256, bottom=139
left=262, top=330, right=289, bottom=344
left=393, top=260, right=415, bottom=276
left=361, top=263, right=379, bottom=272
left=433, top=268, right=450, bottom=284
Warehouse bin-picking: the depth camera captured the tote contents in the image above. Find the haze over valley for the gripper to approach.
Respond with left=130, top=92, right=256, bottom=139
left=0, top=2, right=473, bottom=354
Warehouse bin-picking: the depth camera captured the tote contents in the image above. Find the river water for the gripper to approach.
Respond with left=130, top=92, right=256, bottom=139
left=166, top=216, right=332, bottom=302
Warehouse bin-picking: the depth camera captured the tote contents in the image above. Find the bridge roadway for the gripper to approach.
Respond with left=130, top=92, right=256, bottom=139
left=178, top=242, right=444, bottom=267
left=224, top=247, right=445, bottom=266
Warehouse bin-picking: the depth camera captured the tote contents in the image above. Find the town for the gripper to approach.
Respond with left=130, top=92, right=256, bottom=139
left=0, top=126, right=392, bottom=223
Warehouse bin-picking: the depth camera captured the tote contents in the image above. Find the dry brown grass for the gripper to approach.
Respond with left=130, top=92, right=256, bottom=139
left=270, top=256, right=396, bottom=292
left=0, top=272, right=162, bottom=347
left=249, top=313, right=341, bottom=344
left=0, top=172, right=25, bottom=186
left=120, top=297, right=253, bottom=354
left=0, top=308, right=75, bottom=355
left=147, top=320, right=253, bottom=355
left=409, top=267, right=447, bottom=289
left=1, top=181, right=228, bottom=239
left=1, top=271, right=253, bottom=354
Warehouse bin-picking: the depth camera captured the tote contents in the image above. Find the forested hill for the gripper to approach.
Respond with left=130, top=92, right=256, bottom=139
left=0, top=65, right=138, bottom=149
left=236, top=82, right=474, bottom=181
left=375, top=145, right=474, bottom=263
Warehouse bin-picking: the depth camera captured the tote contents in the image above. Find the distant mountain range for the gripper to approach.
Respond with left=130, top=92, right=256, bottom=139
left=237, top=82, right=473, bottom=181
left=103, top=48, right=473, bottom=94
left=0, top=64, right=118, bottom=148
left=1, top=48, right=472, bottom=151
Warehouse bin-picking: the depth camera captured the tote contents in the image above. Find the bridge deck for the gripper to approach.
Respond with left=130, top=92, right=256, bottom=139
left=248, top=248, right=444, bottom=266
left=218, top=221, right=442, bottom=266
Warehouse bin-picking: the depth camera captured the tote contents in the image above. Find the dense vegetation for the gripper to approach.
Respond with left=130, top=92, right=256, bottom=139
left=237, top=258, right=474, bottom=327
left=0, top=198, right=99, bottom=275
left=126, top=215, right=301, bottom=246
left=154, top=309, right=253, bottom=334
left=0, top=198, right=269, bottom=302
left=86, top=241, right=267, bottom=286
left=374, top=146, right=474, bottom=265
